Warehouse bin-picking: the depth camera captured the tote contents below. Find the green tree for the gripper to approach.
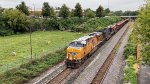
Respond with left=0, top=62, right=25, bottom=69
left=96, top=5, right=104, bottom=17
left=41, top=2, right=50, bottom=18
left=0, top=10, right=11, bottom=36
left=113, top=10, right=123, bottom=16
left=59, top=4, right=70, bottom=18
left=3, top=9, right=30, bottom=34
left=136, top=0, right=150, bottom=65
left=85, top=8, right=95, bottom=18
left=74, top=3, right=83, bottom=18
left=107, top=12, right=115, bottom=16
left=105, top=8, right=110, bottom=14
left=104, top=8, right=110, bottom=16
left=16, top=1, right=29, bottom=15
left=84, top=8, right=90, bottom=16
left=49, top=6, right=56, bottom=17
left=123, top=11, right=131, bottom=16
left=70, top=9, right=74, bottom=17
left=136, top=0, right=150, bottom=43
left=0, top=6, right=3, bottom=14
left=123, top=11, right=138, bottom=16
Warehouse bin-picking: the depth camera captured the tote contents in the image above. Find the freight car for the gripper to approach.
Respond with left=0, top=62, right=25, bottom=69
left=66, top=19, right=129, bottom=68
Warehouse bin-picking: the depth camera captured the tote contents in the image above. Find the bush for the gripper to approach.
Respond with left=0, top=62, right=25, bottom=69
left=0, top=9, right=31, bottom=36
left=123, top=22, right=138, bottom=84
left=124, top=43, right=136, bottom=59
left=0, top=15, right=13, bottom=36
left=125, top=55, right=136, bottom=66
left=72, top=16, right=122, bottom=32
left=85, top=10, right=96, bottom=18
left=142, top=45, right=150, bottom=65
left=123, top=55, right=137, bottom=84
left=32, top=19, right=43, bottom=31
left=0, top=15, right=121, bottom=36
left=123, top=66, right=137, bottom=84
left=46, top=18, right=61, bottom=30
left=59, top=17, right=88, bottom=30
left=0, top=27, right=13, bottom=36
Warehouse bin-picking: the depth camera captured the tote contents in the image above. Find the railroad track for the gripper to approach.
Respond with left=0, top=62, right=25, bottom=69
left=33, top=23, right=129, bottom=84
left=47, top=47, right=102, bottom=84
left=47, top=40, right=107, bottom=84
left=48, top=68, right=72, bottom=84
left=91, top=24, right=129, bottom=84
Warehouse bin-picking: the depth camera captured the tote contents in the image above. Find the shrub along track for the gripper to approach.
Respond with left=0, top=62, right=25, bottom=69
left=91, top=24, right=129, bottom=84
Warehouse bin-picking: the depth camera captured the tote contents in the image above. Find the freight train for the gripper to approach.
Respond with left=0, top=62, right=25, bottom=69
left=66, top=19, right=129, bottom=68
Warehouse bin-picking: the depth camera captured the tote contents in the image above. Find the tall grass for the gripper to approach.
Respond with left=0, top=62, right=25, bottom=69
left=0, top=31, right=85, bottom=74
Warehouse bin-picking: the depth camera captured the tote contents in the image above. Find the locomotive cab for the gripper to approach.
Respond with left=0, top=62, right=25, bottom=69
left=66, top=36, right=93, bottom=68
left=67, top=41, right=85, bottom=60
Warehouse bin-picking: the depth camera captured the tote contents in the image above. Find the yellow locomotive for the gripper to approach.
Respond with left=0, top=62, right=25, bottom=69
left=66, top=32, right=104, bottom=68
left=66, top=19, right=129, bottom=68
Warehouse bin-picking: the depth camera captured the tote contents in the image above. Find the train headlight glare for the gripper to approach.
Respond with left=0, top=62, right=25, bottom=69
left=66, top=56, right=68, bottom=59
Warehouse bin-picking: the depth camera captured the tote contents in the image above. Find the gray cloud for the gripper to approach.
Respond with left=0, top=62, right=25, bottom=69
left=0, top=0, right=145, bottom=11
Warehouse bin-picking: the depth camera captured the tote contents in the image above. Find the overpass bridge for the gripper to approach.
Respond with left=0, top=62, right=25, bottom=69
left=105, top=16, right=137, bottom=20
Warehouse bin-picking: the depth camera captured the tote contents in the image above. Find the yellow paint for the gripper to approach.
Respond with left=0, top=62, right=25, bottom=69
left=134, top=63, right=139, bottom=73
left=134, top=43, right=141, bottom=73
left=67, top=34, right=104, bottom=61
left=136, top=43, right=141, bottom=60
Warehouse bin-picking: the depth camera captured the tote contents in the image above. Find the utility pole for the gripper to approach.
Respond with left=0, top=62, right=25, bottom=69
left=108, top=0, right=109, bottom=9
left=33, top=3, right=35, bottom=17
left=29, top=25, right=33, bottom=60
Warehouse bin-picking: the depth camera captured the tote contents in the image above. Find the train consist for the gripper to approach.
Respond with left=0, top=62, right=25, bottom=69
left=66, top=19, right=129, bottom=68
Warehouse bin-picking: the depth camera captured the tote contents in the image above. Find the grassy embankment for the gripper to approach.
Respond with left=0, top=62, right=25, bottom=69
left=123, top=22, right=138, bottom=84
left=0, top=31, right=84, bottom=73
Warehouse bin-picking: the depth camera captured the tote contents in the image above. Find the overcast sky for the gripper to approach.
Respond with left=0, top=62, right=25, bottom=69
left=0, top=0, right=145, bottom=11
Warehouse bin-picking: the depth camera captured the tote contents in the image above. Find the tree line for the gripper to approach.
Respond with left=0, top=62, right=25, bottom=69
left=0, top=1, right=106, bottom=36
left=15, top=2, right=106, bottom=18
left=1, top=1, right=138, bottom=18
left=0, top=1, right=138, bottom=36
left=110, top=10, right=138, bottom=16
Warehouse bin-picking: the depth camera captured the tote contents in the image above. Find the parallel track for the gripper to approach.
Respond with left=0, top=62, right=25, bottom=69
left=91, top=24, right=129, bottom=84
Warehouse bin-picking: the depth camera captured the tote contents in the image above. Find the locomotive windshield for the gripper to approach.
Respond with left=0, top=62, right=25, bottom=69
left=69, top=41, right=84, bottom=47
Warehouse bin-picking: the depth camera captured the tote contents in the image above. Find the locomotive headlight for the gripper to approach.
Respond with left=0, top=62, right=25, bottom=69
left=73, top=52, right=78, bottom=56
left=68, top=52, right=78, bottom=56
left=68, top=52, right=79, bottom=59
left=73, top=52, right=78, bottom=59
left=66, top=56, right=68, bottom=59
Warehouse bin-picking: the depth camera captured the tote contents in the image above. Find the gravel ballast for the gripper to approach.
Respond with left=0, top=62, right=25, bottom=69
left=102, top=25, right=133, bottom=84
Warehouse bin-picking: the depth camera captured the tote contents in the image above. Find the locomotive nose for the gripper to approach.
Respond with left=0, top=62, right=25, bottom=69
left=67, top=52, right=79, bottom=60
